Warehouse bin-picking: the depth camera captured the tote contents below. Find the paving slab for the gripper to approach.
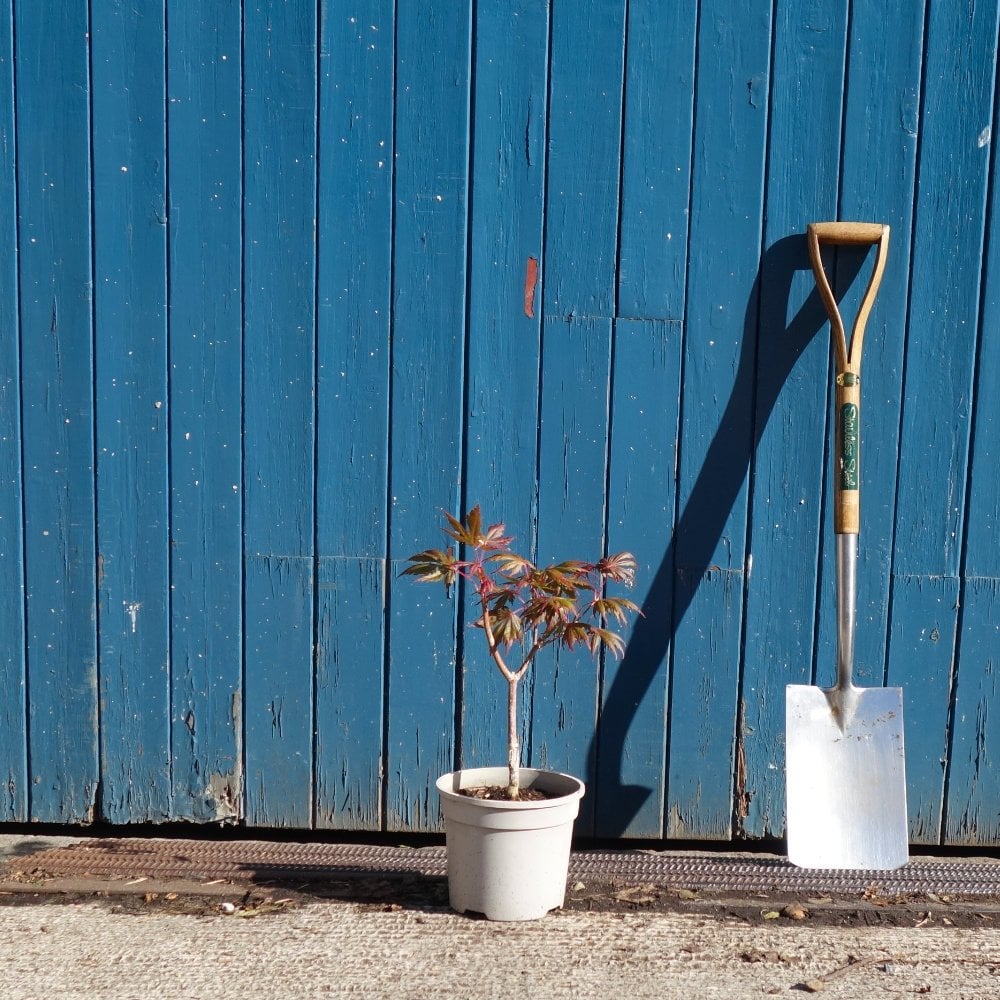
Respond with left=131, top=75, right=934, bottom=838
left=1, top=895, right=1000, bottom=999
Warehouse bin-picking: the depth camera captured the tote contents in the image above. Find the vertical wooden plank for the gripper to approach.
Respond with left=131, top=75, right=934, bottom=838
left=811, top=0, right=927, bottom=840
left=533, top=316, right=614, bottom=807
left=0, top=0, right=25, bottom=821
left=601, top=319, right=682, bottom=837
left=823, top=0, right=924, bottom=692
left=888, top=0, right=999, bottom=843
left=534, top=0, right=625, bottom=834
left=739, top=0, right=849, bottom=839
left=243, top=0, right=318, bottom=827
left=666, top=0, right=771, bottom=839
left=15, top=0, right=99, bottom=822
left=887, top=576, right=954, bottom=842
left=314, top=1, right=394, bottom=831
left=460, top=0, right=548, bottom=773
left=385, top=4, right=471, bottom=832
left=947, top=580, right=1000, bottom=845
left=597, top=0, right=695, bottom=838
left=945, top=33, right=1000, bottom=843
left=91, top=0, right=170, bottom=823
left=539, top=1, right=625, bottom=323
left=167, top=0, right=244, bottom=822
left=615, top=0, right=695, bottom=322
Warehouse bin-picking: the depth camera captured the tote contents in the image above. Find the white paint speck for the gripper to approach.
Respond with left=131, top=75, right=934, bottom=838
left=979, top=126, right=992, bottom=148
left=124, top=601, right=141, bottom=634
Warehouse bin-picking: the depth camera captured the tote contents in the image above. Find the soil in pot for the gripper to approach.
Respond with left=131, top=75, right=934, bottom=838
left=457, top=785, right=555, bottom=802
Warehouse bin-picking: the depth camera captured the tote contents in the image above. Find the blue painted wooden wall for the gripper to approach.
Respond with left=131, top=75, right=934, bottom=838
left=1, top=0, right=999, bottom=845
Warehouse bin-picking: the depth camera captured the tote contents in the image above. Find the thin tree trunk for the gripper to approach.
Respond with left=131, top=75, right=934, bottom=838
left=507, top=675, right=520, bottom=799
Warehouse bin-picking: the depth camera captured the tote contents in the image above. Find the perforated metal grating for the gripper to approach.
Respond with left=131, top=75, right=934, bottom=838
left=9, top=839, right=1000, bottom=897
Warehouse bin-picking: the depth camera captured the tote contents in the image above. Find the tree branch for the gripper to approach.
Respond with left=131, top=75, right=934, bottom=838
left=479, top=600, right=515, bottom=681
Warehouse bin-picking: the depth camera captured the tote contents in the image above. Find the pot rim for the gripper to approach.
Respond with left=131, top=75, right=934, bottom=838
left=436, top=766, right=585, bottom=808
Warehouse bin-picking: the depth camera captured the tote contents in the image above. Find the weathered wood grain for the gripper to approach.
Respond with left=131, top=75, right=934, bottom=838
left=459, top=0, right=548, bottom=773
left=384, top=3, right=472, bottom=832
left=242, top=0, right=318, bottom=827
left=821, top=0, right=927, bottom=840
left=666, top=0, right=771, bottom=840
left=540, top=1, right=626, bottom=324
left=947, top=580, right=1000, bottom=845
left=887, top=0, right=1000, bottom=844
left=314, top=0, right=394, bottom=831
left=886, top=575, right=957, bottom=842
left=945, top=43, right=1000, bottom=842
left=167, top=0, right=244, bottom=823
left=534, top=315, right=614, bottom=831
left=816, top=0, right=926, bottom=681
left=601, top=319, right=683, bottom=837
left=616, top=0, right=696, bottom=322
left=740, top=0, right=849, bottom=839
left=891, top=2, right=998, bottom=574
left=15, top=0, right=100, bottom=823
left=0, top=0, right=25, bottom=822
left=534, top=0, right=626, bottom=834
left=91, top=0, right=171, bottom=824
left=0, top=0, right=997, bottom=843
left=596, top=0, right=696, bottom=839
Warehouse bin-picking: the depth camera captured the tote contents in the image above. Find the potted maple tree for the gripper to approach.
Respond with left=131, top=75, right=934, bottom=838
left=404, top=505, right=639, bottom=920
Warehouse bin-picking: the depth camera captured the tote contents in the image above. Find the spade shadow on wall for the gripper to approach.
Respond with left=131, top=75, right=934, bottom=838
left=590, top=233, right=868, bottom=838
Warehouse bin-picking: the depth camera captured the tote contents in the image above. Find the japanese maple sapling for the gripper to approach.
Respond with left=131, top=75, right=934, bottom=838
left=404, top=505, right=640, bottom=800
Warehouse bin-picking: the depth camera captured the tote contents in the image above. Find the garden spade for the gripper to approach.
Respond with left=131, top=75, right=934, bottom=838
left=785, top=222, right=908, bottom=870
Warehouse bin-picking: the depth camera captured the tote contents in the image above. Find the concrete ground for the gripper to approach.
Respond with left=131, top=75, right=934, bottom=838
left=1, top=834, right=999, bottom=999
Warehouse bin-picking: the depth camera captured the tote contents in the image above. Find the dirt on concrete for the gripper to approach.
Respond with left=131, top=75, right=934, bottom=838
left=2, top=864, right=999, bottom=932
left=2, top=832, right=1000, bottom=933
left=4, top=844, right=1000, bottom=1000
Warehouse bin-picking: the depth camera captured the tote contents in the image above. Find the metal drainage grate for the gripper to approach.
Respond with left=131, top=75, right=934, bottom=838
left=8, top=839, right=1000, bottom=898
left=574, top=852, right=1000, bottom=896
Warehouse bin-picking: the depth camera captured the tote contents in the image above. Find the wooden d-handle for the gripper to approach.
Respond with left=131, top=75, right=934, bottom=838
left=808, top=221, right=886, bottom=245
left=806, top=221, right=890, bottom=535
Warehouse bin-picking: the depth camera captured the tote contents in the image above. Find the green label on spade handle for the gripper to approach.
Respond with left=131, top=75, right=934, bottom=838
left=840, top=403, right=858, bottom=490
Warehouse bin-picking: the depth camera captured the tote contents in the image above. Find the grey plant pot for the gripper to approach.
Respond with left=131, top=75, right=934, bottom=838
left=436, top=766, right=585, bottom=921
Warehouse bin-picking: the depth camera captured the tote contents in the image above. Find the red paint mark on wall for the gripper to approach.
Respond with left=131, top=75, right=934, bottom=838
left=524, top=256, right=539, bottom=318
